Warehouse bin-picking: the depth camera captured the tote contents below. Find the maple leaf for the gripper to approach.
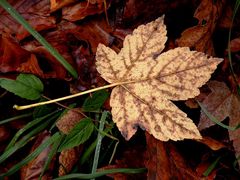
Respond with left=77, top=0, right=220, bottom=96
left=198, top=81, right=240, bottom=165
left=96, top=16, right=223, bottom=141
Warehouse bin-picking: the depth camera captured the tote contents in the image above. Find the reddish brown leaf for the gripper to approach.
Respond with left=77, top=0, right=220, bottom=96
left=0, top=34, right=31, bottom=73
left=177, top=0, right=226, bottom=55
left=196, top=136, right=226, bottom=151
left=196, top=161, right=217, bottom=180
left=0, top=33, right=74, bottom=79
left=56, top=108, right=85, bottom=175
left=21, top=131, right=55, bottom=180
left=230, top=37, right=240, bottom=52
left=58, top=146, right=83, bottom=176
left=101, top=146, right=146, bottom=180
left=50, top=0, right=77, bottom=12
left=0, top=0, right=56, bottom=41
left=0, top=125, right=10, bottom=142
left=145, top=133, right=200, bottom=180
left=198, top=81, right=240, bottom=165
left=62, top=0, right=111, bottom=22
left=69, top=17, right=114, bottom=53
left=56, top=108, right=85, bottom=134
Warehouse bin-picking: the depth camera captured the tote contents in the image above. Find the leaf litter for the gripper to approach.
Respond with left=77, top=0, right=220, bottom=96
left=0, top=0, right=240, bottom=179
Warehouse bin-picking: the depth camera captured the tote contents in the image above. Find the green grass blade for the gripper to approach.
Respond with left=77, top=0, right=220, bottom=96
left=197, top=101, right=240, bottom=131
left=39, top=133, right=65, bottom=180
left=5, top=110, right=59, bottom=151
left=80, top=122, right=114, bottom=165
left=53, top=168, right=147, bottom=180
left=203, top=157, right=221, bottom=176
left=0, top=112, right=32, bottom=125
left=0, top=113, right=59, bottom=164
left=0, top=0, right=78, bottom=78
left=91, top=111, right=108, bottom=179
left=0, top=132, right=61, bottom=177
left=227, top=0, right=240, bottom=92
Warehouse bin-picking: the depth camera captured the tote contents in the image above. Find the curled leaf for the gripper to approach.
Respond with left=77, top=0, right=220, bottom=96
left=96, top=16, right=222, bottom=141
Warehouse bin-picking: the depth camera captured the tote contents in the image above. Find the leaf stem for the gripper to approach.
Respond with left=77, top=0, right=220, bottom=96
left=14, top=82, right=131, bottom=110
left=0, top=0, right=78, bottom=78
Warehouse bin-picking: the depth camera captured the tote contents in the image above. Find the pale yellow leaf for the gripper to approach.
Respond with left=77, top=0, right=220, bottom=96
left=96, top=16, right=223, bottom=141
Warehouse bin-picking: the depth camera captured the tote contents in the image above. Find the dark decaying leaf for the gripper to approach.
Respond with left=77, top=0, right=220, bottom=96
left=177, top=0, right=227, bottom=55
left=0, top=35, right=32, bottom=73
left=198, top=81, right=240, bottom=165
left=101, top=145, right=146, bottom=180
left=62, top=0, right=111, bottom=22
left=0, top=126, right=10, bottom=142
left=56, top=108, right=85, bottom=134
left=58, top=146, right=83, bottom=176
left=50, top=0, right=77, bottom=12
left=145, top=133, right=200, bottom=180
left=56, top=108, right=86, bottom=175
left=20, top=131, right=55, bottom=180
left=0, top=0, right=56, bottom=40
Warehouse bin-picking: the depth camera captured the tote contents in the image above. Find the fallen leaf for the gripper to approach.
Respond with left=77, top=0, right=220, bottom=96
left=50, top=0, right=77, bottom=12
left=58, top=146, right=83, bottom=176
left=56, top=108, right=85, bottom=175
left=145, top=133, right=200, bottom=180
left=196, top=136, right=226, bottom=151
left=56, top=108, right=85, bottom=134
left=96, top=16, right=222, bottom=141
left=62, top=0, right=111, bottom=22
left=72, top=16, right=114, bottom=53
left=121, top=0, right=191, bottom=26
left=198, top=81, right=240, bottom=165
left=177, top=0, right=226, bottom=55
left=230, top=37, right=240, bottom=53
left=0, top=34, right=31, bottom=73
left=0, top=33, right=74, bottom=79
left=21, top=131, right=55, bottom=180
left=196, top=161, right=217, bottom=180
left=0, top=0, right=56, bottom=40
left=0, top=126, right=10, bottom=142
left=101, top=145, right=146, bottom=180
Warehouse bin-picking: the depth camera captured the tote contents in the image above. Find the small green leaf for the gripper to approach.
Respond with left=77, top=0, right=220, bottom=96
left=0, top=74, right=43, bottom=100
left=83, top=90, right=109, bottom=112
left=58, top=118, right=94, bottom=151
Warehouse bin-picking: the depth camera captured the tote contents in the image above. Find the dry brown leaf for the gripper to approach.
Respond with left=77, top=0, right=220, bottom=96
left=230, top=37, right=240, bottom=52
left=198, top=81, right=240, bottom=165
left=56, top=108, right=84, bottom=134
left=96, top=16, right=222, bottom=141
left=50, top=0, right=77, bottom=12
left=196, top=136, right=226, bottom=151
left=58, top=147, right=82, bottom=176
left=21, top=131, right=54, bottom=180
left=176, top=0, right=226, bottom=55
left=0, top=34, right=32, bottom=73
left=101, top=146, right=146, bottom=180
left=62, top=0, right=111, bottom=22
left=0, top=0, right=56, bottom=41
left=56, top=108, right=84, bottom=175
left=145, top=133, right=200, bottom=180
